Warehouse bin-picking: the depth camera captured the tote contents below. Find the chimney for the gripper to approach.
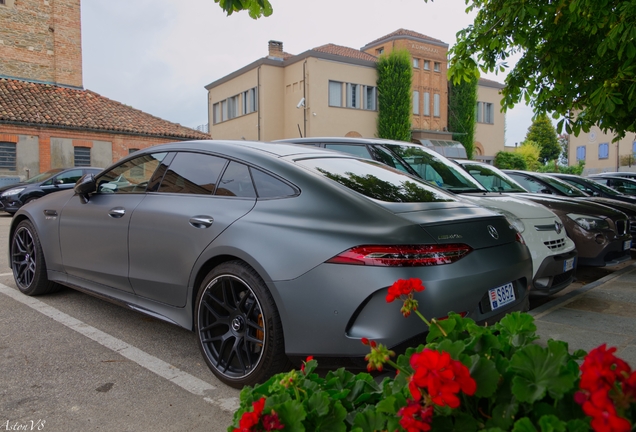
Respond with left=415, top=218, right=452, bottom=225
left=268, top=40, right=284, bottom=60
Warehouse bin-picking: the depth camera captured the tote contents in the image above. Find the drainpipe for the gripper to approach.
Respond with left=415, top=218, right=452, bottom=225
left=257, top=66, right=262, bottom=141
left=303, top=60, right=307, bottom=137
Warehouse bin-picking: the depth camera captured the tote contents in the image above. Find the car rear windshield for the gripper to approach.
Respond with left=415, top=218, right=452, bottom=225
left=296, top=157, right=457, bottom=203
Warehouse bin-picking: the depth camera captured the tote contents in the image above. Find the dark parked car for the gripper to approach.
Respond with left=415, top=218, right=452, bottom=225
left=0, top=167, right=102, bottom=214
left=589, top=172, right=636, bottom=180
left=459, top=164, right=632, bottom=267
left=276, top=137, right=577, bottom=297
left=504, top=170, right=636, bottom=239
left=10, top=140, right=532, bottom=388
left=588, top=174, right=636, bottom=196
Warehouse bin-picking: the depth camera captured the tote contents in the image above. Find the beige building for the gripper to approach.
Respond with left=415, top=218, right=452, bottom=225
left=474, top=78, right=506, bottom=163
left=205, top=29, right=506, bottom=160
left=569, top=127, right=636, bottom=175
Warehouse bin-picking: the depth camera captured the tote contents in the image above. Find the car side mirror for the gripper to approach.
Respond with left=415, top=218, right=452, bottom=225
left=54, top=179, right=63, bottom=186
left=74, top=174, right=97, bottom=203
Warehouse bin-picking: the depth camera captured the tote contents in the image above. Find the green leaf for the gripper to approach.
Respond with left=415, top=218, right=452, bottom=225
left=509, top=340, right=577, bottom=403
left=537, top=414, right=567, bottom=431
left=487, top=401, right=519, bottom=430
left=307, top=392, right=330, bottom=417
left=352, top=407, right=387, bottom=431
left=470, top=355, right=500, bottom=397
left=512, top=417, right=538, bottom=431
left=274, top=400, right=307, bottom=432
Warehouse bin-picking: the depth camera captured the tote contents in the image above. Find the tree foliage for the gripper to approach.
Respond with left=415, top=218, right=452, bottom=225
left=525, top=113, right=560, bottom=163
left=516, top=141, right=542, bottom=171
left=376, top=49, right=413, bottom=141
left=446, top=0, right=636, bottom=142
left=212, top=0, right=272, bottom=18
left=494, top=151, right=527, bottom=170
left=448, top=75, right=478, bottom=159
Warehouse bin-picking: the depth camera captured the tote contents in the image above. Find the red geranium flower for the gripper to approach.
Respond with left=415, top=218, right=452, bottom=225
left=397, top=399, right=433, bottom=432
left=233, top=397, right=286, bottom=432
left=408, top=349, right=476, bottom=409
left=386, top=278, right=425, bottom=303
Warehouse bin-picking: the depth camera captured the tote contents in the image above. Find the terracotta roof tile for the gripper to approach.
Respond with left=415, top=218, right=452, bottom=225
left=365, top=28, right=446, bottom=47
left=312, top=44, right=378, bottom=62
left=0, top=78, right=209, bottom=140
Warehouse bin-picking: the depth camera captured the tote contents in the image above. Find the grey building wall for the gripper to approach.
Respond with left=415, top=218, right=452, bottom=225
left=17, top=134, right=39, bottom=180
left=92, top=140, right=113, bottom=168
left=50, top=137, right=74, bottom=168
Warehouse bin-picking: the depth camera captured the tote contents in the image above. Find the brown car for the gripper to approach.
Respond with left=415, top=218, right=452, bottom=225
left=457, top=164, right=632, bottom=267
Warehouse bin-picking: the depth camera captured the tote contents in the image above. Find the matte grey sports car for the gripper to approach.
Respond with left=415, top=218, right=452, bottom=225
left=9, top=140, right=532, bottom=388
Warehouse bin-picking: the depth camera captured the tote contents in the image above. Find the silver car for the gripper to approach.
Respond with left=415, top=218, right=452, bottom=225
left=9, top=140, right=532, bottom=388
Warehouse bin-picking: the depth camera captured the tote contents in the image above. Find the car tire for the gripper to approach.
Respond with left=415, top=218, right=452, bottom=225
left=11, top=220, right=61, bottom=296
left=195, top=260, right=290, bottom=388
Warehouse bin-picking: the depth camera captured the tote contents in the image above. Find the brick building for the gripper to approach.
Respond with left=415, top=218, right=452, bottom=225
left=0, top=0, right=207, bottom=180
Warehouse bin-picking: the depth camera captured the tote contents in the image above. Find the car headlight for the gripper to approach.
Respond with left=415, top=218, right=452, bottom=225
left=485, top=207, right=525, bottom=233
left=567, top=213, right=610, bottom=231
left=1, top=187, right=26, bottom=197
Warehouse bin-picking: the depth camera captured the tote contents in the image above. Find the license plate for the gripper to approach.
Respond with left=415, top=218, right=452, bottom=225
left=563, top=257, right=575, bottom=272
left=624, top=240, right=632, bottom=250
left=488, top=282, right=516, bottom=311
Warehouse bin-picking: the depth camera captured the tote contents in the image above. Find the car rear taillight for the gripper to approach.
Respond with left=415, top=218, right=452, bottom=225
left=515, top=232, right=526, bottom=245
left=326, top=244, right=473, bottom=267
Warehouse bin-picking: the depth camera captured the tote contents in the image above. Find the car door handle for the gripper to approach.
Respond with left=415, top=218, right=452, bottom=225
left=108, top=207, right=126, bottom=218
left=189, top=216, right=214, bottom=229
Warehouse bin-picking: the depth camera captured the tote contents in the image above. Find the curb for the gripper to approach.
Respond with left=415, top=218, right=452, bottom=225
left=530, top=261, right=636, bottom=320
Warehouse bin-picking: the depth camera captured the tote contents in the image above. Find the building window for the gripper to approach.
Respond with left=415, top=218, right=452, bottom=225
left=413, top=58, right=419, bottom=69
left=227, top=95, right=239, bottom=120
left=413, top=91, right=420, bottom=115
left=0, top=142, right=16, bottom=170
left=212, top=88, right=257, bottom=124
left=376, top=48, right=384, bottom=55
left=329, top=81, right=343, bottom=107
left=74, top=147, right=91, bottom=167
left=433, top=93, right=440, bottom=117
left=364, top=85, right=377, bottom=110
left=476, top=102, right=494, bottom=124
left=423, top=61, right=430, bottom=70
left=242, top=87, right=257, bottom=115
left=598, top=142, right=609, bottom=159
left=346, top=83, right=360, bottom=108
left=484, top=103, right=494, bottom=124
left=423, top=92, right=430, bottom=116
left=576, top=146, right=586, bottom=161
left=434, top=62, right=441, bottom=72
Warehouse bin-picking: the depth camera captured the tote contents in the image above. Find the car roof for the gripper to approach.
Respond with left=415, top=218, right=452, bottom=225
left=135, top=139, right=341, bottom=160
left=276, top=136, right=425, bottom=147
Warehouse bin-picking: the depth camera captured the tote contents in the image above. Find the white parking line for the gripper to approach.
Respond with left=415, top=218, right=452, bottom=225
left=0, top=282, right=240, bottom=412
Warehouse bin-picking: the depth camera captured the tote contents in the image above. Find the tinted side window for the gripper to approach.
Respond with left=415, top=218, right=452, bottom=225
left=509, top=174, right=545, bottom=193
left=251, top=169, right=296, bottom=198
left=159, top=153, right=226, bottom=195
left=215, top=161, right=256, bottom=198
left=55, top=169, right=84, bottom=185
left=97, top=153, right=167, bottom=194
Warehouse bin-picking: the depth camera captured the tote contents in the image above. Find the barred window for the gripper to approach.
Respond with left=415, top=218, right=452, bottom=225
left=74, top=146, right=91, bottom=167
left=0, top=142, right=17, bottom=170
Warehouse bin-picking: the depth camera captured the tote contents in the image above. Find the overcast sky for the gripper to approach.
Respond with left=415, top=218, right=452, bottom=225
left=81, top=0, right=534, bottom=146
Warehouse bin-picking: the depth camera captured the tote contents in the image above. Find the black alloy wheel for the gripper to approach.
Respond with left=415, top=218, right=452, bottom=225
left=195, top=261, right=289, bottom=388
left=11, top=220, right=60, bottom=295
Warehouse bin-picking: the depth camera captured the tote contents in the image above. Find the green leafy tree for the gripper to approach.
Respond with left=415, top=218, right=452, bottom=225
left=212, top=0, right=272, bottom=18
left=517, top=141, right=542, bottom=171
left=494, top=151, right=527, bottom=170
left=448, top=75, right=478, bottom=159
left=445, top=0, right=636, bottom=142
left=376, top=49, right=413, bottom=141
left=525, top=113, right=560, bottom=164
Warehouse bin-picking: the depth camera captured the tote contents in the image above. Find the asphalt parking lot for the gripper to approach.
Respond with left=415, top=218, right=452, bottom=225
left=1, top=212, right=633, bottom=431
